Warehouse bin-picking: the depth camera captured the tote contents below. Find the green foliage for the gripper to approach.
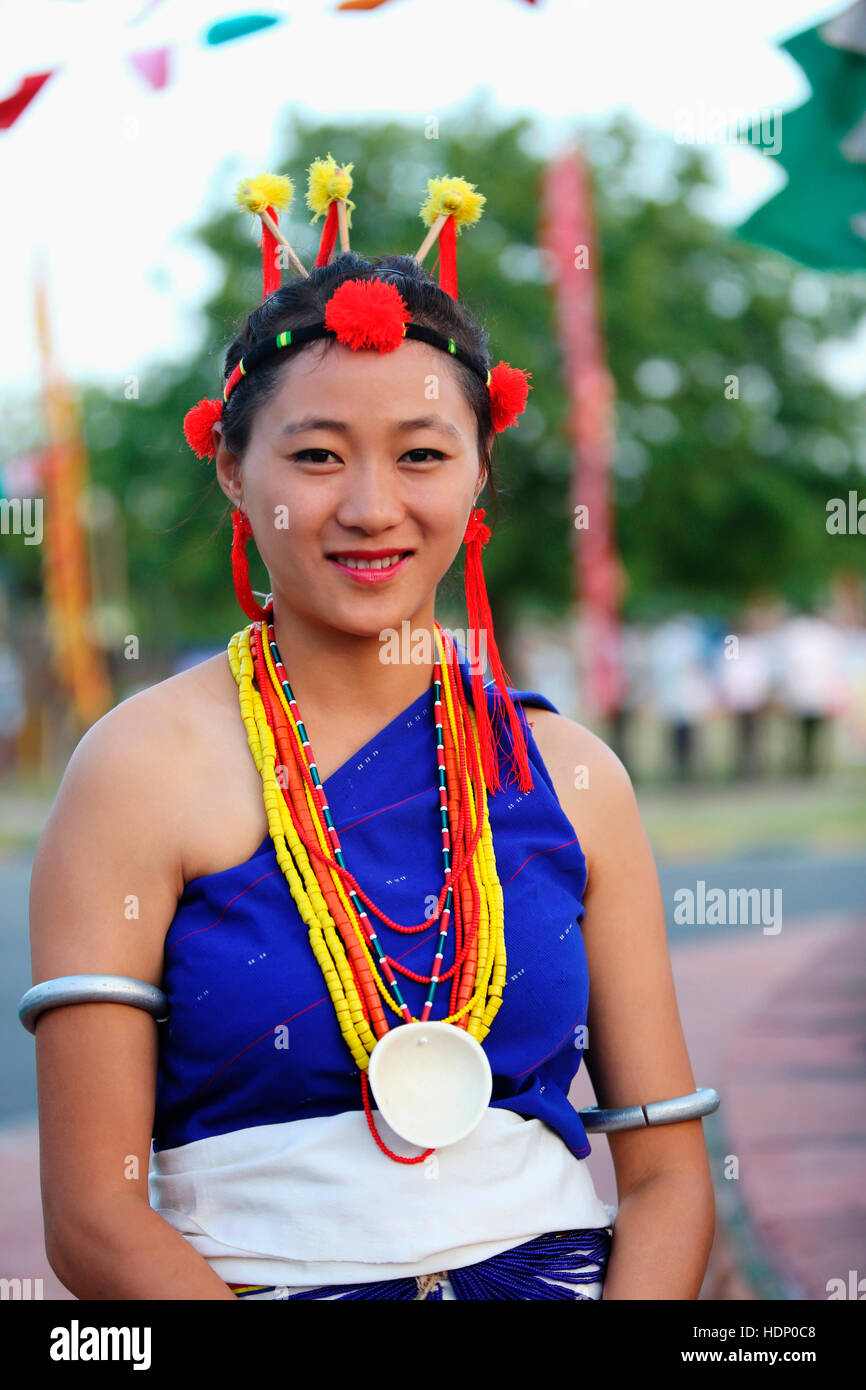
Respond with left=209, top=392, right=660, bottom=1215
left=7, top=105, right=866, bottom=646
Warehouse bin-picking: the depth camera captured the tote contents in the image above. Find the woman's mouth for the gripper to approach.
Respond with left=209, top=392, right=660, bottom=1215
left=326, top=550, right=414, bottom=583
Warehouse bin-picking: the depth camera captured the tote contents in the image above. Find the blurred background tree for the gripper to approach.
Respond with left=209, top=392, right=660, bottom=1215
left=4, top=101, right=865, bottom=659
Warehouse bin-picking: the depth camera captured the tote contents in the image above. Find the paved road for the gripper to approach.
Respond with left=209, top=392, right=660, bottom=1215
left=1, top=853, right=40, bottom=1126
left=657, top=849, right=866, bottom=944
left=2, top=845, right=865, bottom=1126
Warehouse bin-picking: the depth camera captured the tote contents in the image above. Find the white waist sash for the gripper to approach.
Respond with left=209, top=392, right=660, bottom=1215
left=149, top=1108, right=616, bottom=1286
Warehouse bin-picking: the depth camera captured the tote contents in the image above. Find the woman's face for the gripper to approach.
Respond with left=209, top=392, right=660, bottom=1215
left=217, top=337, right=486, bottom=638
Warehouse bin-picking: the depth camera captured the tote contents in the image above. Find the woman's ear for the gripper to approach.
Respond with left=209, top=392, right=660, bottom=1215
left=473, top=457, right=490, bottom=507
left=213, top=423, right=244, bottom=510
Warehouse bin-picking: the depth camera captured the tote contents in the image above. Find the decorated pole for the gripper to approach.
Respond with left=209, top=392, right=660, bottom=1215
left=540, top=148, right=624, bottom=724
left=34, top=270, right=113, bottom=733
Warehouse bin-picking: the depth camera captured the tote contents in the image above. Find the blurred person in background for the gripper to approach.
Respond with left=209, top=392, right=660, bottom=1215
left=827, top=572, right=866, bottom=766
left=776, top=601, right=848, bottom=778
left=609, top=623, right=651, bottom=779
left=715, top=599, right=778, bottom=781
left=648, top=613, right=717, bottom=782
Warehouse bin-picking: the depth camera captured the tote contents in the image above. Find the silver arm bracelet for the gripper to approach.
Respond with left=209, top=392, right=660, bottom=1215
left=18, top=975, right=169, bottom=1035
left=579, top=1087, right=720, bottom=1133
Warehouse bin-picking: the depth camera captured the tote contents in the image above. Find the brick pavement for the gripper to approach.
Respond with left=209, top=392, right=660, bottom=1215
left=721, top=918, right=866, bottom=1300
left=576, top=912, right=864, bottom=1299
left=0, top=1118, right=72, bottom=1299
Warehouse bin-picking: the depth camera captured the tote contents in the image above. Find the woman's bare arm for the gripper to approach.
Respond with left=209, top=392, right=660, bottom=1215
left=29, top=693, right=237, bottom=1300
left=530, top=711, right=715, bottom=1300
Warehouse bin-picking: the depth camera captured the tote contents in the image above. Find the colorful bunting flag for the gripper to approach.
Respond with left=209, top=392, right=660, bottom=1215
left=336, top=0, right=537, bottom=8
left=0, top=71, right=54, bottom=130
left=127, top=47, right=171, bottom=90
left=204, top=15, right=281, bottom=45
left=0, top=9, right=286, bottom=133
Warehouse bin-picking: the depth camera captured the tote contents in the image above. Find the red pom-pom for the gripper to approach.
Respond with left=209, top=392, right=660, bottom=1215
left=183, top=398, right=223, bottom=459
left=324, top=278, right=410, bottom=353
left=488, top=361, right=532, bottom=432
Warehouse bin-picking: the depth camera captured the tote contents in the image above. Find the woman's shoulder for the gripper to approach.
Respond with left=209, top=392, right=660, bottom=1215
left=41, top=650, right=255, bottom=889
left=522, top=704, right=628, bottom=783
left=74, top=651, right=235, bottom=764
left=524, top=705, right=636, bottom=871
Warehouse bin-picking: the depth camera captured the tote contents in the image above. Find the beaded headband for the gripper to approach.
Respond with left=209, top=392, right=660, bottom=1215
left=183, top=158, right=532, bottom=460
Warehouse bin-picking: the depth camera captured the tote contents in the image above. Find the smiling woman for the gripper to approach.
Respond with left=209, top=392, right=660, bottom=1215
left=25, top=165, right=714, bottom=1302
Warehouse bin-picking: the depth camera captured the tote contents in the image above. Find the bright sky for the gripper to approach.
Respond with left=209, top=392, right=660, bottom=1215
left=1, top=0, right=857, bottom=409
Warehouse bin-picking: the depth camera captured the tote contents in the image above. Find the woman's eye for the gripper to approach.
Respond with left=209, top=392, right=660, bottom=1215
left=294, top=449, right=337, bottom=463
left=292, top=448, right=445, bottom=463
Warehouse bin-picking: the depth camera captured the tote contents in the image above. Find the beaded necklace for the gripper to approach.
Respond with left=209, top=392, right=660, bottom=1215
left=227, top=617, right=508, bottom=1163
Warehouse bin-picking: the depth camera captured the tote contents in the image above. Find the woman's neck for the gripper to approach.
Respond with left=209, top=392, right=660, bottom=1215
left=268, top=602, right=440, bottom=732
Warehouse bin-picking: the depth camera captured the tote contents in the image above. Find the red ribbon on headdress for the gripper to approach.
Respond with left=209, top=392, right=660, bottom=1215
left=258, top=204, right=281, bottom=298
left=315, top=201, right=340, bottom=267
left=439, top=215, right=458, bottom=298
left=463, top=506, right=533, bottom=794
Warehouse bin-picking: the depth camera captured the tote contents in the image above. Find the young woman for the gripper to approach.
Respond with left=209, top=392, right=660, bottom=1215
left=28, top=226, right=714, bottom=1299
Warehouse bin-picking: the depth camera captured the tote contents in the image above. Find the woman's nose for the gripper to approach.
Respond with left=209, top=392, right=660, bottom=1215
left=334, top=465, right=404, bottom=533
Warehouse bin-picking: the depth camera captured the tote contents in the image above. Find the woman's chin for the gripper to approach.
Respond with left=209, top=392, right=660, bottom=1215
left=313, top=601, right=418, bottom=642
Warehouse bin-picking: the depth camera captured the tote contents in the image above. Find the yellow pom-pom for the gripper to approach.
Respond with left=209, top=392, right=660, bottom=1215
left=419, top=176, right=485, bottom=233
left=235, top=173, right=294, bottom=215
left=306, top=153, right=356, bottom=226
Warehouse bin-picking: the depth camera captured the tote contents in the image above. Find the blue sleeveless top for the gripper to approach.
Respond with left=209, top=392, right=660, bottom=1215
left=152, top=648, right=593, bottom=1160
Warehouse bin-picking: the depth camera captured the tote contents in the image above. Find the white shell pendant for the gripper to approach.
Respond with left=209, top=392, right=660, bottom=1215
left=367, top=1021, right=493, bottom=1149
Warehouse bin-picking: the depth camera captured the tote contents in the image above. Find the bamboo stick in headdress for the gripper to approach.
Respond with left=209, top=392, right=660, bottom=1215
left=235, top=173, right=309, bottom=289
left=307, top=154, right=356, bottom=267
left=415, top=213, right=449, bottom=264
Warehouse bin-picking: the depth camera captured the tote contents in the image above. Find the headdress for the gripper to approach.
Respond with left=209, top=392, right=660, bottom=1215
left=183, top=158, right=533, bottom=794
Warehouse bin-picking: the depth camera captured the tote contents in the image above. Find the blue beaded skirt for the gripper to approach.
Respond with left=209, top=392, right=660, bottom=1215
left=229, top=1227, right=613, bottom=1300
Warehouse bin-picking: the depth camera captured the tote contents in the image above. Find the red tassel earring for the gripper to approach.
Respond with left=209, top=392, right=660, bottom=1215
left=462, top=506, right=533, bottom=794
left=231, top=509, right=272, bottom=622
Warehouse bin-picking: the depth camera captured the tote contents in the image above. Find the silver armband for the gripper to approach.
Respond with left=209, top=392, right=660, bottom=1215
left=18, top=975, right=169, bottom=1035
left=579, top=1087, right=720, bottom=1133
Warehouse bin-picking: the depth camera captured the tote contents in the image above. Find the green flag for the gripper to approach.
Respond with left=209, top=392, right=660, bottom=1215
left=737, top=22, right=866, bottom=271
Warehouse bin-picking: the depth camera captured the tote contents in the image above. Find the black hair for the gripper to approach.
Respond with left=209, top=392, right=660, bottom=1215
left=219, top=251, right=499, bottom=525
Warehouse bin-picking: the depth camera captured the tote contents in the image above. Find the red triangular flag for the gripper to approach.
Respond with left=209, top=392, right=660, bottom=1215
left=0, top=72, right=54, bottom=130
